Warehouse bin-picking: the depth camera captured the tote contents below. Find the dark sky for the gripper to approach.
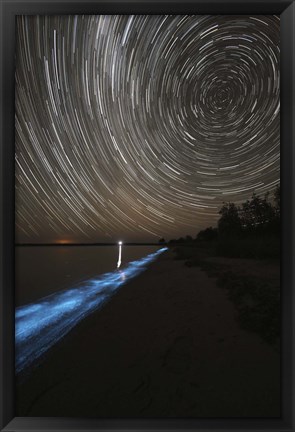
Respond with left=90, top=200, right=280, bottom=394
left=15, top=15, right=280, bottom=244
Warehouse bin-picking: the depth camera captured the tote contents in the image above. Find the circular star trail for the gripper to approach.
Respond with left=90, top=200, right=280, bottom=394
left=15, top=15, right=280, bottom=242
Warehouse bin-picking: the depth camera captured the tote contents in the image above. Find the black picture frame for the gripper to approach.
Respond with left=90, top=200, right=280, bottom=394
left=0, top=1, right=294, bottom=431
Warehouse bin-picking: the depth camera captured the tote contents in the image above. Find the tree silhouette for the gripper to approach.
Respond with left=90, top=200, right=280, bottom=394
left=197, top=227, right=218, bottom=241
left=240, top=192, right=275, bottom=232
left=218, top=202, right=241, bottom=237
left=274, top=184, right=280, bottom=216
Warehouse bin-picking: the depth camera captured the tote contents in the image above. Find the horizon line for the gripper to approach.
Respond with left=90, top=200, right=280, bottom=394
left=15, top=242, right=168, bottom=246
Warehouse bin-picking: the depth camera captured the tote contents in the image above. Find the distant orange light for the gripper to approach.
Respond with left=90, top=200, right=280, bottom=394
left=57, top=239, right=71, bottom=244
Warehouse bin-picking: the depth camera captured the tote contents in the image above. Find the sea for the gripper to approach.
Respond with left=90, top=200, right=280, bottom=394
left=15, top=245, right=161, bottom=307
left=15, top=244, right=166, bottom=373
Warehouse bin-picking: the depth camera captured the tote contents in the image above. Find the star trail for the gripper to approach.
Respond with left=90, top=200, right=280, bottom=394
left=15, top=15, right=280, bottom=243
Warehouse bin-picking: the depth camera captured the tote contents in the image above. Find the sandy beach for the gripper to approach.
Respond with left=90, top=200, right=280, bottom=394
left=16, top=249, right=280, bottom=418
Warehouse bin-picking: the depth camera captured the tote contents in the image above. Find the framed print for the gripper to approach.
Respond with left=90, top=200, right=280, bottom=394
left=0, top=1, right=294, bottom=431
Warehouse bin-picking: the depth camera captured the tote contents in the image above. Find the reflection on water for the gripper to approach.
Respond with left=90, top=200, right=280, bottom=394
left=117, top=242, right=123, bottom=268
left=15, top=245, right=161, bottom=306
left=119, top=269, right=126, bottom=282
left=15, top=247, right=167, bottom=374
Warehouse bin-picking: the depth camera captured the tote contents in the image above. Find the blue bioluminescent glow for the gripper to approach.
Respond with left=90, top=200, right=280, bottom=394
left=15, top=248, right=168, bottom=373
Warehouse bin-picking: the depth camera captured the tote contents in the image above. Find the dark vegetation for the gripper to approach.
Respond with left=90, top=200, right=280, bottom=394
left=167, top=185, right=280, bottom=346
left=217, top=272, right=280, bottom=345
left=196, top=260, right=280, bottom=346
left=169, top=184, right=280, bottom=259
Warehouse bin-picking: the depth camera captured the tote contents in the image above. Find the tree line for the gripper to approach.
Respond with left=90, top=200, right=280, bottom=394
left=160, top=184, right=280, bottom=250
left=215, top=184, right=279, bottom=239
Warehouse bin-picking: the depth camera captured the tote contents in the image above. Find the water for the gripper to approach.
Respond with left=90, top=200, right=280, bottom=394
left=15, top=245, right=161, bottom=307
left=15, top=245, right=168, bottom=373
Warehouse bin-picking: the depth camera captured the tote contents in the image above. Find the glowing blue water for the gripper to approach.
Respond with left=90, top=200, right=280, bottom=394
left=15, top=247, right=168, bottom=373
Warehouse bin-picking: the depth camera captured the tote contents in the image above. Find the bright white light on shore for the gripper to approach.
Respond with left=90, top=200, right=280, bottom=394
left=15, top=247, right=168, bottom=373
left=117, top=241, right=123, bottom=268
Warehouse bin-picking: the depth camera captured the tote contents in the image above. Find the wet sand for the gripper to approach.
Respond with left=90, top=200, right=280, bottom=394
left=16, top=249, right=280, bottom=417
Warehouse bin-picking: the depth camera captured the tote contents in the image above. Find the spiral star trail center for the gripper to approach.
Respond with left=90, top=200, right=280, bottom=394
left=15, top=15, right=280, bottom=243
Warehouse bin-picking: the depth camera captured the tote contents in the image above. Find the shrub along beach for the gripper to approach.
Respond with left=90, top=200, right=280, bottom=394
left=16, top=188, right=280, bottom=417
left=170, top=185, right=280, bottom=347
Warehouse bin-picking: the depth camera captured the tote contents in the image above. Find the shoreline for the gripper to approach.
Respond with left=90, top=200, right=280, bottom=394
left=16, top=249, right=280, bottom=417
left=15, top=248, right=167, bottom=374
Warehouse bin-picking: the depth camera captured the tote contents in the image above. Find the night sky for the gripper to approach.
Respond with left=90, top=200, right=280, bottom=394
left=15, top=15, right=280, bottom=244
